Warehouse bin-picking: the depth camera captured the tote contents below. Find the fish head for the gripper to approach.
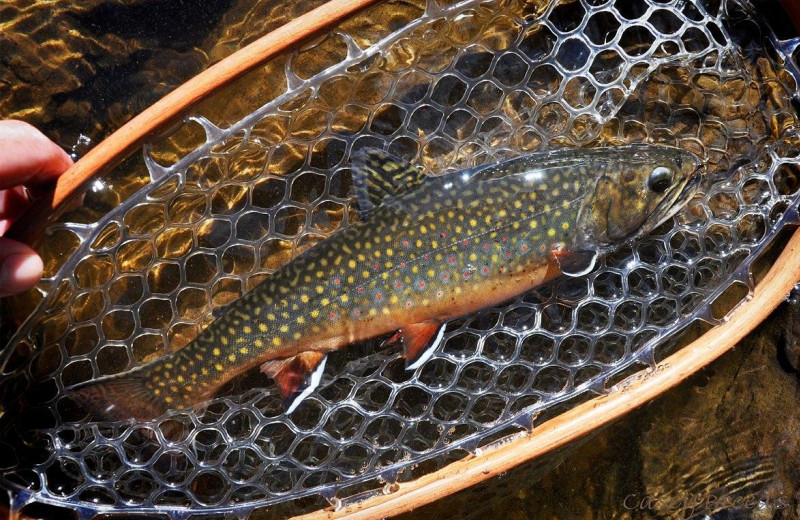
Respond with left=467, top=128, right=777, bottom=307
left=577, top=145, right=702, bottom=249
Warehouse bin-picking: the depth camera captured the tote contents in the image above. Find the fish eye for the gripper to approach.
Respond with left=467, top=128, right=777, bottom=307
left=648, top=166, right=674, bottom=194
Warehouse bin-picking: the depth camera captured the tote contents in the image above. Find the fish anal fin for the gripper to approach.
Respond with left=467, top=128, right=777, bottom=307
left=263, top=351, right=327, bottom=413
left=401, top=320, right=445, bottom=371
left=351, top=148, right=426, bottom=217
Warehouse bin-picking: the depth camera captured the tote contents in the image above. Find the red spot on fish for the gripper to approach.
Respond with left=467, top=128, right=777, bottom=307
left=483, top=242, right=490, bottom=250
left=400, top=261, right=407, bottom=268
left=357, top=286, right=364, bottom=294
left=436, top=290, right=444, bottom=298
left=405, top=301, right=413, bottom=308
left=501, top=236, right=508, bottom=243
left=448, top=256, right=456, bottom=264
left=464, top=270, right=471, bottom=278
left=481, top=266, right=489, bottom=275
left=373, top=262, right=380, bottom=270
left=424, top=253, right=430, bottom=260
left=395, top=281, right=403, bottom=289
left=402, top=240, right=410, bottom=248
left=376, top=292, right=383, bottom=301
left=521, top=244, right=529, bottom=252
left=462, top=239, right=469, bottom=246
left=333, top=277, right=341, bottom=285
left=353, top=309, right=361, bottom=317
left=505, top=251, right=512, bottom=258
left=418, top=281, right=426, bottom=289
left=329, top=312, right=337, bottom=319
left=540, top=245, right=547, bottom=252
left=440, top=232, right=447, bottom=239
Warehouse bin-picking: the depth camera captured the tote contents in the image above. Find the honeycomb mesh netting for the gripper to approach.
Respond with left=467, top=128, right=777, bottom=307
left=2, top=0, right=800, bottom=517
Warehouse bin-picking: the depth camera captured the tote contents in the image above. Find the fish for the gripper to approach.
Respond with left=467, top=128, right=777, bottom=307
left=69, top=144, right=701, bottom=420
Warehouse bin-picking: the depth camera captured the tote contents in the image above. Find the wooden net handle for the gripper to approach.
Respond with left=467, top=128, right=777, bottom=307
left=10, top=0, right=381, bottom=243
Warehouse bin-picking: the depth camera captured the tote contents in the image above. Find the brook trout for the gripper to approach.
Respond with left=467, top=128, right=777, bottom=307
left=71, top=144, right=701, bottom=420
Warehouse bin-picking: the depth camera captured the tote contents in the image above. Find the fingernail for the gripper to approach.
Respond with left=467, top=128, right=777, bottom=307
left=0, top=253, right=43, bottom=297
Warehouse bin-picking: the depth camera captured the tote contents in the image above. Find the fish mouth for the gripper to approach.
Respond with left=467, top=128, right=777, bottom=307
left=645, top=168, right=702, bottom=232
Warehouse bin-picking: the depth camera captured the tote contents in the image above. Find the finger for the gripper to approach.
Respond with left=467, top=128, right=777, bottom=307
left=0, top=187, right=32, bottom=235
left=0, top=237, right=43, bottom=297
left=0, top=120, right=73, bottom=190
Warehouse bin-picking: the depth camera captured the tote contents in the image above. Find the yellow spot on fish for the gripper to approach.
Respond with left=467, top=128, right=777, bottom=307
left=548, top=228, right=556, bottom=237
left=470, top=219, right=477, bottom=227
left=349, top=260, right=357, bottom=269
left=386, top=248, right=393, bottom=256
left=316, top=286, right=324, bottom=294
left=221, top=337, right=229, bottom=346
left=530, top=220, right=537, bottom=229
left=514, top=200, right=522, bottom=209
left=562, top=222, right=570, bottom=230
left=301, top=294, right=309, bottom=303
left=273, top=338, right=282, bottom=346
left=297, top=316, right=305, bottom=324
left=311, top=309, right=320, bottom=318
left=202, top=368, right=210, bottom=375
left=215, top=363, right=224, bottom=371
left=341, top=294, right=349, bottom=303
left=228, top=354, right=236, bottom=362
left=280, top=325, right=289, bottom=333
left=321, top=298, right=330, bottom=306
left=241, top=347, right=250, bottom=354
left=498, top=209, right=507, bottom=218
left=177, top=376, right=184, bottom=383
left=213, top=348, right=221, bottom=356
left=243, top=326, right=252, bottom=334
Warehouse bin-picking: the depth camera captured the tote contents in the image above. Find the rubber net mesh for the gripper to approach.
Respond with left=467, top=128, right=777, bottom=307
left=1, top=0, right=799, bottom=517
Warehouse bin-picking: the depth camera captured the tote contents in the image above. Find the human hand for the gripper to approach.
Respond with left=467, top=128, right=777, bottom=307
left=0, top=120, right=73, bottom=297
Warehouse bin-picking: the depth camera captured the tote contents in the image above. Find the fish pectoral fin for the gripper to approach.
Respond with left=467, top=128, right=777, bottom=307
left=262, top=351, right=327, bottom=414
left=401, top=320, right=445, bottom=371
left=351, top=148, right=427, bottom=217
left=550, top=248, right=598, bottom=278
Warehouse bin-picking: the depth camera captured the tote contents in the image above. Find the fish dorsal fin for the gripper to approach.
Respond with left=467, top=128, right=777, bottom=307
left=351, top=149, right=426, bottom=216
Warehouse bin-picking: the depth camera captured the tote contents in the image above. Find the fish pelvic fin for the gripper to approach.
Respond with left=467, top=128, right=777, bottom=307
left=68, top=371, right=167, bottom=421
left=261, top=351, right=327, bottom=414
left=401, top=320, right=445, bottom=371
left=351, top=148, right=427, bottom=217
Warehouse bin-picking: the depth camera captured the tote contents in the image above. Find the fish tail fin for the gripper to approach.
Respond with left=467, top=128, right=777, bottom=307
left=68, top=371, right=167, bottom=421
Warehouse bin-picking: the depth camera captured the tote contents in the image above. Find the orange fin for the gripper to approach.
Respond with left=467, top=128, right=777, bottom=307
left=261, top=351, right=327, bottom=414
left=550, top=248, right=597, bottom=277
left=401, top=320, right=445, bottom=370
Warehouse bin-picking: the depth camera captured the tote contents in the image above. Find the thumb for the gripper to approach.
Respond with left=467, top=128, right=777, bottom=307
left=0, top=237, right=43, bottom=297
